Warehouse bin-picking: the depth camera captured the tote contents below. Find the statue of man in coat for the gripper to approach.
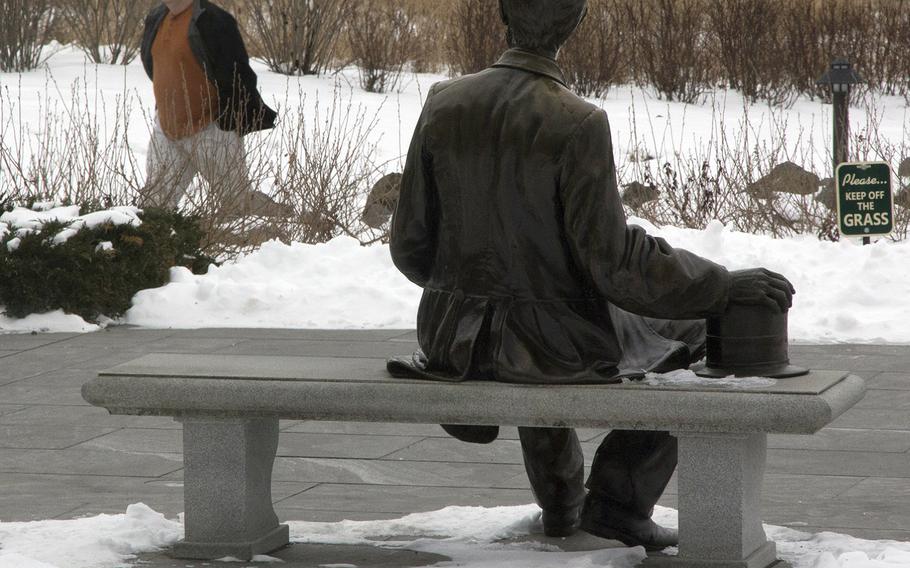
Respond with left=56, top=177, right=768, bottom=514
left=389, top=0, right=795, bottom=550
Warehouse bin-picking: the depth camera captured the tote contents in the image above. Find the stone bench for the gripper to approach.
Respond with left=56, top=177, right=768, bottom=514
left=81, top=352, right=865, bottom=568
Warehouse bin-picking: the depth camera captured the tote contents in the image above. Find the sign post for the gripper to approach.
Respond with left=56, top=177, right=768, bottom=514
left=835, top=162, right=894, bottom=241
left=817, top=59, right=865, bottom=242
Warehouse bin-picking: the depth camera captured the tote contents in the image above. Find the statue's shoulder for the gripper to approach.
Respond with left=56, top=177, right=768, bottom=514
left=425, top=70, right=603, bottom=134
left=556, top=87, right=601, bottom=122
left=425, top=74, right=476, bottom=99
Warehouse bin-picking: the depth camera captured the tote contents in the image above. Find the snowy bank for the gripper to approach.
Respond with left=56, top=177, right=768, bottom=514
left=122, top=220, right=910, bottom=344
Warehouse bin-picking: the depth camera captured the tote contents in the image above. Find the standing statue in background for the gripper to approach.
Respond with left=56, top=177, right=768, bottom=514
left=389, top=0, right=796, bottom=550
left=138, top=0, right=278, bottom=212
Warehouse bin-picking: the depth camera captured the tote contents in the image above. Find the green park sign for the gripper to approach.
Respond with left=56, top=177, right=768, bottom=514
left=836, top=161, right=893, bottom=238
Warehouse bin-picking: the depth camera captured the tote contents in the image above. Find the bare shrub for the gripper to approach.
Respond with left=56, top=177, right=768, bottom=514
left=0, top=70, right=391, bottom=261
left=405, top=0, right=448, bottom=74
left=347, top=0, right=416, bottom=93
left=624, top=0, right=710, bottom=103
left=0, top=73, right=144, bottom=208
left=618, top=96, right=910, bottom=243
left=447, top=0, right=507, bottom=76
left=0, top=0, right=56, bottom=72
left=266, top=88, right=386, bottom=246
left=777, top=0, right=824, bottom=98
left=166, top=85, right=389, bottom=259
left=559, top=0, right=628, bottom=98
left=709, top=0, right=794, bottom=105
left=245, top=0, right=351, bottom=76
left=869, top=0, right=910, bottom=97
left=59, top=0, right=154, bottom=65
left=894, top=1, right=910, bottom=102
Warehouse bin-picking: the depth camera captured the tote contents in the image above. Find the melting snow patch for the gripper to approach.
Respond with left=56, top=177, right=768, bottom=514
left=1, top=504, right=910, bottom=568
left=0, top=503, right=182, bottom=568
left=635, top=369, right=778, bottom=389
left=0, top=309, right=99, bottom=334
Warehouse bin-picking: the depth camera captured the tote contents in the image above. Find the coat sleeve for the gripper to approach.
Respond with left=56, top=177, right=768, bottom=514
left=559, top=109, right=731, bottom=319
left=218, top=13, right=259, bottom=101
left=390, top=85, right=439, bottom=287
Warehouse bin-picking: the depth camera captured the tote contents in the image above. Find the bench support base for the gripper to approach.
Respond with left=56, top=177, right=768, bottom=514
left=173, top=416, right=289, bottom=560
left=645, top=432, right=780, bottom=568
left=172, top=524, right=290, bottom=561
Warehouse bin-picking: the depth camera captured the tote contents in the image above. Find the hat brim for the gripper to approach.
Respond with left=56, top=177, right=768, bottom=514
left=691, top=361, right=809, bottom=379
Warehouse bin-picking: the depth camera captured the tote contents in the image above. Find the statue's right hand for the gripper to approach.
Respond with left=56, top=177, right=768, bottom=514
left=728, top=268, right=795, bottom=313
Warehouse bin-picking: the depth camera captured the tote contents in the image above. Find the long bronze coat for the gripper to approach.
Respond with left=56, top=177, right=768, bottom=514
left=390, top=49, right=732, bottom=384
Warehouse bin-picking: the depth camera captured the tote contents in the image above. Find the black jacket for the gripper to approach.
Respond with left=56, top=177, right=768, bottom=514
left=390, top=49, right=732, bottom=384
left=140, top=0, right=277, bottom=135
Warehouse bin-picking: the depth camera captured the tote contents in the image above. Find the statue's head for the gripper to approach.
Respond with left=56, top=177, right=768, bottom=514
left=499, top=0, right=587, bottom=58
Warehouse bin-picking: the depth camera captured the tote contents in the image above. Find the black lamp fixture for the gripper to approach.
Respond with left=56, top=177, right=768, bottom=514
left=816, top=58, right=864, bottom=94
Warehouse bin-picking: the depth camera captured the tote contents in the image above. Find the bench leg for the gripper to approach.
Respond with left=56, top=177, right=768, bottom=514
left=172, top=416, right=289, bottom=560
left=646, top=432, right=785, bottom=568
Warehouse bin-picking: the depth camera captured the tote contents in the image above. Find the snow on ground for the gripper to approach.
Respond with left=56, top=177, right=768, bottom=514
left=2, top=503, right=910, bottom=568
left=0, top=310, right=100, bottom=334
left=2, top=208, right=907, bottom=341
left=126, top=236, right=418, bottom=329
left=122, top=219, right=910, bottom=345
left=0, top=503, right=181, bottom=568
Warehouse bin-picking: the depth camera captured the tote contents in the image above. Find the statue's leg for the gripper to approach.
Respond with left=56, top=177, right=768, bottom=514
left=608, top=304, right=706, bottom=373
left=584, top=429, right=677, bottom=516
left=519, top=426, right=586, bottom=535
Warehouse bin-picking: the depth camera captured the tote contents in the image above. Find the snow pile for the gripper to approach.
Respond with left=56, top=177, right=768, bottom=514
left=0, top=310, right=100, bottom=334
left=642, top=218, right=910, bottom=343
left=125, top=237, right=421, bottom=329
left=123, top=220, right=910, bottom=344
left=1, top=209, right=907, bottom=341
left=0, top=503, right=182, bottom=568
left=2, top=503, right=910, bottom=568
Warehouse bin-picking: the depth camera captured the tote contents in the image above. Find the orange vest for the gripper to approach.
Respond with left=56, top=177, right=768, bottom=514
left=151, top=7, right=218, bottom=139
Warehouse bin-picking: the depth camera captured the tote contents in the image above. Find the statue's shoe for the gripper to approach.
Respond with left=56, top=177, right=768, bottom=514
left=580, top=497, right=678, bottom=551
left=440, top=424, right=499, bottom=444
left=541, top=506, right=581, bottom=538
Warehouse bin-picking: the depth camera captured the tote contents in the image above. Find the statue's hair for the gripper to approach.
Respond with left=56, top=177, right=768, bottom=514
left=499, top=0, right=588, bottom=54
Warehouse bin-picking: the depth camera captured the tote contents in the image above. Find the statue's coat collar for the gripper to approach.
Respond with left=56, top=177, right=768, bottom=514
left=492, top=48, right=567, bottom=88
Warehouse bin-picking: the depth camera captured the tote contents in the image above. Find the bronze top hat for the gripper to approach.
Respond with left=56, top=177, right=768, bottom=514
left=693, top=304, right=809, bottom=379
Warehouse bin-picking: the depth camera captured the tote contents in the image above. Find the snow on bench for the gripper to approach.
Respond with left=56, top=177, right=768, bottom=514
left=82, top=353, right=865, bottom=568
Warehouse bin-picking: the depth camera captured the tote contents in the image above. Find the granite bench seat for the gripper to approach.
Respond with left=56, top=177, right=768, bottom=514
left=81, top=353, right=866, bottom=568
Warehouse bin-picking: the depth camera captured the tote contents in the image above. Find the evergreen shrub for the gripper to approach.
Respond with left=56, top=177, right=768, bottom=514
left=0, top=207, right=214, bottom=322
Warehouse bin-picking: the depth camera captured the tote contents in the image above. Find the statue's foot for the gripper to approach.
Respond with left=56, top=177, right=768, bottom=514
left=579, top=496, right=678, bottom=551
left=440, top=424, right=499, bottom=444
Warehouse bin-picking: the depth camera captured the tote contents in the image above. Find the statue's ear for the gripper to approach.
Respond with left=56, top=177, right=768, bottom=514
left=499, top=0, right=508, bottom=25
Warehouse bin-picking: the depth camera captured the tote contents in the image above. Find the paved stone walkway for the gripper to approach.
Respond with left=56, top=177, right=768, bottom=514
left=0, top=327, right=907, bottom=566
